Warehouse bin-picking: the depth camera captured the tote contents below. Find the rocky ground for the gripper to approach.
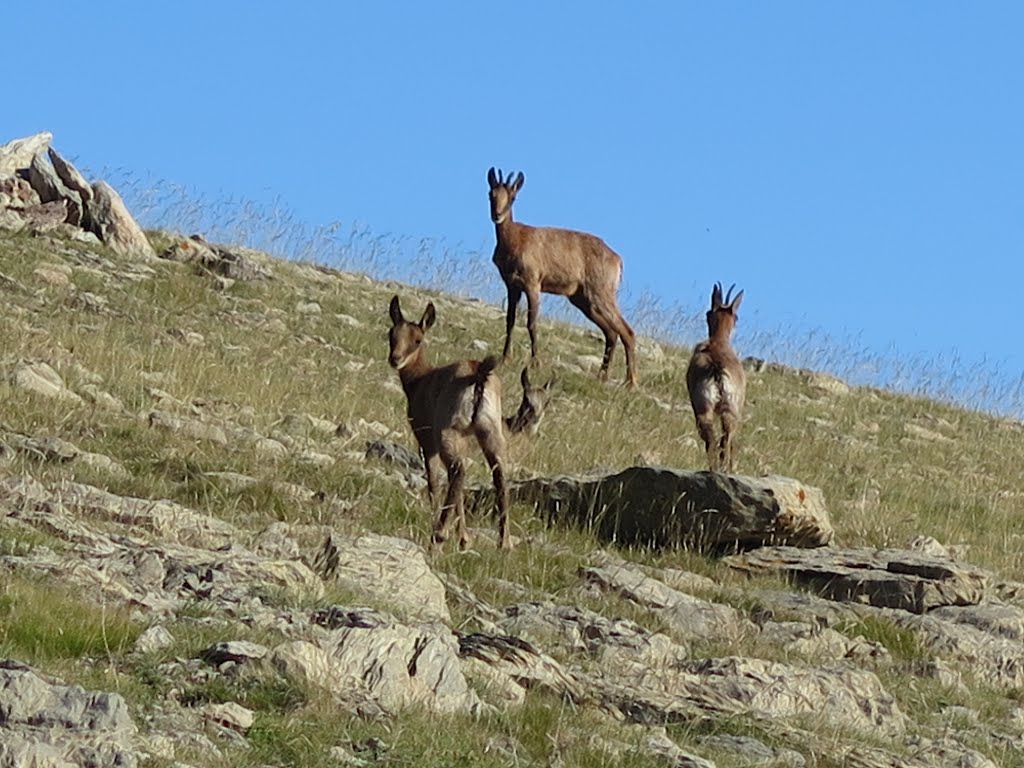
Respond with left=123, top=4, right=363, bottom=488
left=2, top=133, right=1024, bottom=767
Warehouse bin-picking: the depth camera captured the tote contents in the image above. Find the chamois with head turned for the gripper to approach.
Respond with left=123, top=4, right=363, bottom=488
left=387, top=295, right=511, bottom=551
left=686, top=283, right=746, bottom=473
left=504, top=366, right=555, bottom=436
left=487, top=167, right=638, bottom=388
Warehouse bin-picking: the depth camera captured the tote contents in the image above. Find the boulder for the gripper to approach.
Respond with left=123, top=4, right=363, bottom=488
left=0, top=660, right=138, bottom=768
left=474, top=467, right=833, bottom=552
left=19, top=200, right=69, bottom=234
left=159, top=235, right=271, bottom=280
left=10, top=361, right=82, bottom=404
left=0, top=131, right=52, bottom=177
left=269, top=616, right=479, bottom=716
left=86, top=181, right=156, bottom=260
left=581, top=563, right=755, bottom=641
left=313, top=532, right=449, bottom=623
left=725, top=545, right=989, bottom=613
left=47, top=147, right=93, bottom=204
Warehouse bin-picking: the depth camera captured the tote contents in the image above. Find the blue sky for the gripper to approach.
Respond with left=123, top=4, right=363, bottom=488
left=8, top=3, right=1024, bottom=411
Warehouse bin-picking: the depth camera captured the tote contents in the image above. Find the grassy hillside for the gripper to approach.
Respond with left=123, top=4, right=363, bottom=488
left=2, top=223, right=1024, bottom=767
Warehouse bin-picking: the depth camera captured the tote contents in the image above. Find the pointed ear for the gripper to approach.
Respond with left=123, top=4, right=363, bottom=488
left=728, top=290, right=744, bottom=312
left=487, top=167, right=498, bottom=188
left=420, top=302, right=436, bottom=330
left=543, top=376, right=556, bottom=392
left=512, top=171, right=525, bottom=193
left=389, top=295, right=404, bottom=325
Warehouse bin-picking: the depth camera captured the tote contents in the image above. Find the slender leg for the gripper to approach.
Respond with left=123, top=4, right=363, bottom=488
left=478, top=431, right=511, bottom=550
left=432, top=458, right=464, bottom=549
left=612, top=308, right=639, bottom=389
left=502, top=286, right=522, bottom=361
left=424, top=451, right=444, bottom=509
left=694, top=412, right=718, bottom=472
left=720, top=410, right=740, bottom=473
left=525, top=285, right=542, bottom=362
left=570, top=294, right=615, bottom=380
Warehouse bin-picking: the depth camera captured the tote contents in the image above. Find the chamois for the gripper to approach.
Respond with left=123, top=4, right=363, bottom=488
left=504, top=367, right=555, bottom=436
left=487, top=167, right=639, bottom=388
left=387, top=295, right=511, bottom=551
left=686, top=283, right=746, bottom=473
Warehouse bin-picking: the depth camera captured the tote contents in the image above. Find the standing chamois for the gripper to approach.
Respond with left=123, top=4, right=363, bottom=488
left=487, top=167, right=639, bottom=388
left=387, top=295, right=511, bottom=551
left=686, top=283, right=746, bottom=473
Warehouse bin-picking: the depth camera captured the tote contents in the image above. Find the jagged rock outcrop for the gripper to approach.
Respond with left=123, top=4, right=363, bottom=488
left=473, top=467, right=833, bottom=551
left=725, top=545, right=989, bottom=613
left=0, top=132, right=153, bottom=257
left=269, top=610, right=479, bottom=716
left=0, top=660, right=138, bottom=768
left=159, top=234, right=273, bottom=281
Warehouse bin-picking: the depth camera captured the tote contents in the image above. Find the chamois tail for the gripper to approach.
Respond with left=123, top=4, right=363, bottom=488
left=472, top=355, right=501, bottom=423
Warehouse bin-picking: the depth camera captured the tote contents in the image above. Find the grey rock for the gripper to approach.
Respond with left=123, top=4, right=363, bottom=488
left=202, top=701, right=254, bottom=733
left=200, top=641, right=269, bottom=666
left=28, top=152, right=82, bottom=225
left=147, top=410, right=228, bottom=445
left=0, top=131, right=52, bottom=176
left=595, top=655, right=906, bottom=736
left=86, top=181, right=156, bottom=260
left=160, top=235, right=272, bottom=281
left=270, top=621, right=479, bottom=716
left=47, top=147, right=93, bottom=204
left=314, top=532, right=449, bottom=623
left=0, top=660, right=138, bottom=768
left=701, top=734, right=805, bottom=767
left=366, top=438, right=422, bottom=472
left=582, top=563, right=754, bottom=641
left=0, top=175, right=41, bottom=209
left=495, top=601, right=676, bottom=659
left=20, top=200, right=69, bottom=233
left=473, top=467, right=833, bottom=552
left=726, top=545, right=989, bottom=613
left=4, top=434, right=79, bottom=463
left=134, top=626, right=175, bottom=654
left=10, top=361, right=83, bottom=404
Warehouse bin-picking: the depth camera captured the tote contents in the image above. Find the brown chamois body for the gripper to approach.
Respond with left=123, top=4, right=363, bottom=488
left=487, top=167, right=638, bottom=388
left=388, top=295, right=511, bottom=551
left=686, top=283, right=746, bottom=473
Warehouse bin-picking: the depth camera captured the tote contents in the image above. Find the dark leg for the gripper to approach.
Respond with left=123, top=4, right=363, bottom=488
left=502, top=286, right=522, bottom=361
left=432, top=458, right=464, bottom=550
left=524, top=286, right=542, bottom=362
left=694, top=412, right=718, bottom=472
left=569, top=294, right=616, bottom=380
left=720, top=411, right=740, bottom=473
left=479, top=435, right=511, bottom=550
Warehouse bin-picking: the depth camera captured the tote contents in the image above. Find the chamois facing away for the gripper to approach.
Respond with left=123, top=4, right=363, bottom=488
left=487, top=167, right=639, bottom=388
left=387, top=295, right=511, bottom=551
left=686, top=283, right=746, bottom=473
left=505, top=367, right=555, bottom=436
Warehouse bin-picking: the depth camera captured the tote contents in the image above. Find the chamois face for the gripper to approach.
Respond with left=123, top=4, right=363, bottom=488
left=388, top=295, right=435, bottom=370
left=487, top=168, right=524, bottom=225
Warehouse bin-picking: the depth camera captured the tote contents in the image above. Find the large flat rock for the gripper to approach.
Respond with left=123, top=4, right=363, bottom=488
left=474, top=467, right=833, bottom=552
left=725, top=545, right=989, bottom=613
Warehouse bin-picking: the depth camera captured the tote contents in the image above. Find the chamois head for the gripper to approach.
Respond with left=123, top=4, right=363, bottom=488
left=706, top=282, right=744, bottom=340
left=505, top=367, right=556, bottom=435
left=487, top=167, right=525, bottom=225
left=388, top=295, right=436, bottom=371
